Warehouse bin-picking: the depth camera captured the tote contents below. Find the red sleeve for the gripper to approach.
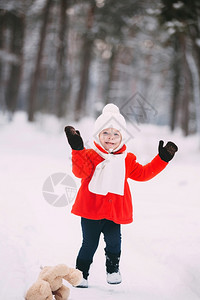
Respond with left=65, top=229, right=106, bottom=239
left=128, top=153, right=168, bottom=181
left=72, top=148, right=94, bottom=179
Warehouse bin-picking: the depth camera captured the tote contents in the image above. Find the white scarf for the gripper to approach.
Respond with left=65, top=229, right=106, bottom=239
left=88, top=146, right=127, bottom=196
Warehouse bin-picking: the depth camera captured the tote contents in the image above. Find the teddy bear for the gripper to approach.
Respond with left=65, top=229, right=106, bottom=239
left=25, top=264, right=83, bottom=300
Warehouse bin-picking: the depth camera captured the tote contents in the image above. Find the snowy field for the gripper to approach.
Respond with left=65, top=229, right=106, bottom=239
left=0, top=112, right=200, bottom=300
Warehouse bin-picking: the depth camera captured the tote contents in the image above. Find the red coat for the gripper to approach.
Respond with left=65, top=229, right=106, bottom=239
left=71, top=143, right=168, bottom=224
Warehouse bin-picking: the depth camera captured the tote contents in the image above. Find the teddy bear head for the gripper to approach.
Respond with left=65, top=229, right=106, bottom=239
left=25, top=279, right=52, bottom=300
left=38, top=264, right=82, bottom=291
left=25, top=264, right=83, bottom=300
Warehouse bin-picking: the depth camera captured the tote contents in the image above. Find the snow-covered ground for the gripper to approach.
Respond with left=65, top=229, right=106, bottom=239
left=0, top=112, right=200, bottom=300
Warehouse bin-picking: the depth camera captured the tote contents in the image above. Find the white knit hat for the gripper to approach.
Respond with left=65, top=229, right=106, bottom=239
left=93, top=103, right=127, bottom=150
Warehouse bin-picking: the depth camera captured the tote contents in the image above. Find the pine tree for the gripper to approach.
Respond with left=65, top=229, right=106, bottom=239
left=159, top=0, right=200, bottom=135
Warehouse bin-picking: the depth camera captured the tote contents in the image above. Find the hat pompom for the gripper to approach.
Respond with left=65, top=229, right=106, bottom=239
left=102, top=103, right=119, bottom=114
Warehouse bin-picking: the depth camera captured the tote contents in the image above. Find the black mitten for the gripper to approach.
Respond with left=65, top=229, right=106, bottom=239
left=64, top=126, right=84, bottom=150
left=158, top=140, right=178, bottom=162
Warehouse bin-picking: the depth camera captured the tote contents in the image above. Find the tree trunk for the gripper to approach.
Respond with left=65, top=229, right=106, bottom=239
left=186, top=45, right=200, bottom=139
left=105, top=46, right=118, bottom=104
left=27, top=0, right=52, bottom=122
left=0, top=10, right=5, bottom=111
left=5, top=12, right=25, bottom=115
left=74, top=3, right=95, bottom=121
left=180, top=36, right=191, bottom=136
left=170, top=35, right=181, bottom=131
left=56, top=0, right=68, bottom=118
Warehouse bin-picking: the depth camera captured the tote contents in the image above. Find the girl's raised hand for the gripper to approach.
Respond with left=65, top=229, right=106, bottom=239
left=158, top=140, right=178, bottom=162
left=64, top=126, right=84, bottom=150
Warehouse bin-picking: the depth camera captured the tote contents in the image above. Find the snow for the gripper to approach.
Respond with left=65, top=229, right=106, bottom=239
left=173, top=2, right=184, bottom=9
left=0, top=112, right=200, bottom=300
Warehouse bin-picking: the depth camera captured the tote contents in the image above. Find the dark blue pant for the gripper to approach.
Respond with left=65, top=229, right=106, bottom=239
left=76, top=218, right=121, bottom=279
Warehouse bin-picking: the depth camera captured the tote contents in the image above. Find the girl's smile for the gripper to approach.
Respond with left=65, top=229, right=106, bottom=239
left=99, top=128, right=122, bottom=151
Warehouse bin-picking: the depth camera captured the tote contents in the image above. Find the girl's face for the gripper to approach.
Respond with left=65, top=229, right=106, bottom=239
left=99, top=128, right=122, bottom=151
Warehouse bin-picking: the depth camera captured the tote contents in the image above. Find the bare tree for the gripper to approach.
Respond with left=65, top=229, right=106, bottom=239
left=170, top=35, right=181, bottom=132
left=0, top=9, right=25, bottom=116
left=105, top=46, right=118, bottom=104
left=55, top=0, right=69, bottom=118
left=180, top=35, right=191, bottom=136
left=27, top=0, right=53, bottom=122
left=0, top=10, right=5, bottom=111
left=186, top=45, right=200, bottom=138
left=5, top=11, right=25, bottom=115
left=74, top=2, right=96, bottom=121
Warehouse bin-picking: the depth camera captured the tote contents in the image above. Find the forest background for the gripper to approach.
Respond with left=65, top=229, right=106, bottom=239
left=0, top=0, right=200, bottom=137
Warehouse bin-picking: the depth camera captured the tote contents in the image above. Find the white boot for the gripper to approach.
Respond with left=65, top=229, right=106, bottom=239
left=76, top=278, right=88, bottom=288
left=107, top=271, right=122, bottom=284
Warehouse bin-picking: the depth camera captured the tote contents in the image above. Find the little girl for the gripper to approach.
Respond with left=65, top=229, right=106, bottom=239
left=64, top=103, right=178, bottom=288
